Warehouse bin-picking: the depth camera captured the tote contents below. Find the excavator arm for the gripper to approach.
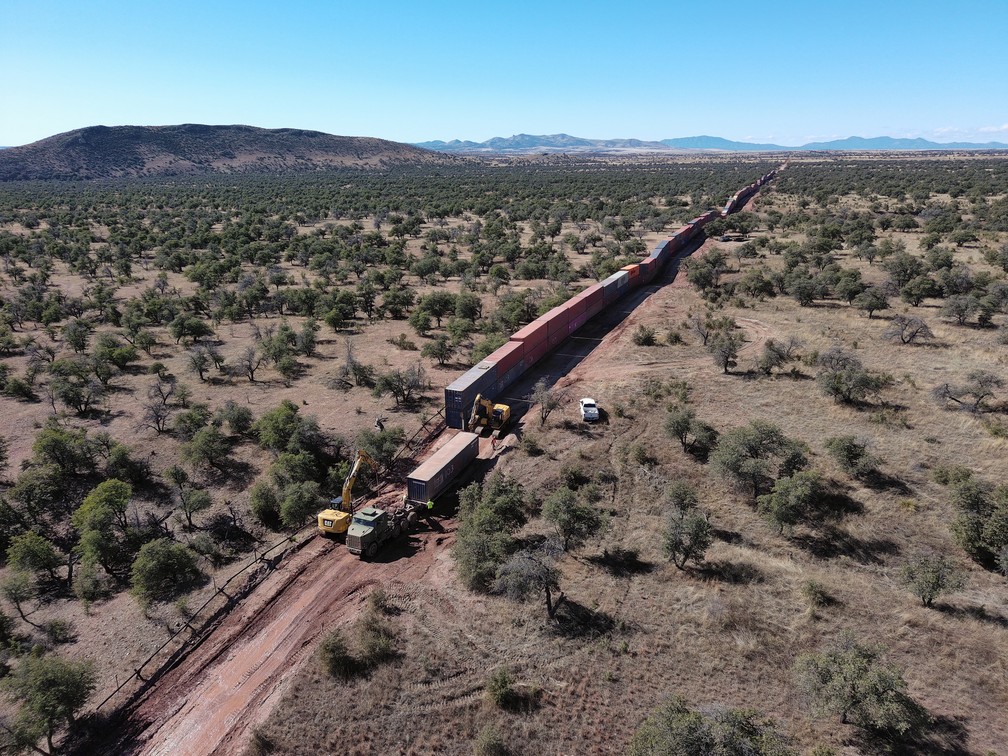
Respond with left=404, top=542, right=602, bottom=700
left=342, top=450, right=379, bottom=510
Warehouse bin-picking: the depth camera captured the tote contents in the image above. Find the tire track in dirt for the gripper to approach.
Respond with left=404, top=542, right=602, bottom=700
left=121, top=532, right=444, bottom=756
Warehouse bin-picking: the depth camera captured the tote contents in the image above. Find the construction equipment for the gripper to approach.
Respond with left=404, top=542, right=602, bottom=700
left=466, top=393, right=511, bottom=437
left=316, top=449, right=379, bottom=537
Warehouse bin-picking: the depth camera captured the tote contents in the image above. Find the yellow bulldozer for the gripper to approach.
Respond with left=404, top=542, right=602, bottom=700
left=467, top=393, right=511, bottom=438
left=317, top=449, right=379, bottom=537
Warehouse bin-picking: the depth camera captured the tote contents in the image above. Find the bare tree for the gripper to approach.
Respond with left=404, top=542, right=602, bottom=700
left=884, top=315, right=934, bottom=345
left=932, top=371, right=1003, bottom=412
left=528, top=378, right=569, bottom=426
left=238, top=346, right=263, bottom=382
left=493, top=540, right=564, bottom=618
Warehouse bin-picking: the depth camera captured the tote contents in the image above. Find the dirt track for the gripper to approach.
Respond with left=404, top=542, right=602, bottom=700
left=119, top=529, right=449, bottom=756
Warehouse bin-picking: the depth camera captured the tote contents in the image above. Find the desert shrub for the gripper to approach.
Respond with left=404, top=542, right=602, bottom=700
left=629, top=695, right=794, bottom=756
left=358, top=611, right=396, bottom=665
left=472, top=724, right=510, bottom=756
left=824, top=436, right=880, bottom=478
left=632, top=325, right=657, bottom=346
left=520, top=434, right=543, bottom=457
left=485, top=667, right=515, bottom=709
left=801, top=580, right=832, bottom=609
left=319, top=629, right=355, bottom=680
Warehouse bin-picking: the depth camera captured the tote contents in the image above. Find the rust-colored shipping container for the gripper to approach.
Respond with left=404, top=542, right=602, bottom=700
left=622, top=263, right=641, bottom=281
left=486, top=340, right=524, bottom=374
left=512, top=317, right=549, bottom=345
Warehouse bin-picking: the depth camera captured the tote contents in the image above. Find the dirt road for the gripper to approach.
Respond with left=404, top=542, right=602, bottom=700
left=117, top=529, right=448, bottom=756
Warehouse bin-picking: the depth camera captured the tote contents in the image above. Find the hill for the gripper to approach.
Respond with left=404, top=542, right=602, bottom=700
left=0, top=124, right=451, bottom=180
left=417, top=133, right=1008, bottom=153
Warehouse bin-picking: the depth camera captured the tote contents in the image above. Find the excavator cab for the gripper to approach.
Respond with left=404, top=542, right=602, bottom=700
left=317, top=450, right=379, bottom=537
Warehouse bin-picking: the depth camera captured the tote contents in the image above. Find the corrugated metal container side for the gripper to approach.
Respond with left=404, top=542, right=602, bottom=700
left=585, top=296, right=605, bottom=319
left=580, top=283, right=604, bottom=307
left=544, top=304, right=570, bottom=335
left=548, top=328, right=567, bottom=348
left=492, top=360, right=526, bottom=397
left=601, top=270, right=629, bottom=291
left=523, top=336, right=549, bottom=367
left=406, top=431, right=480, bottom=504
left=566, top=296, right=587, bottom=318
left=445, top=364, right=499, bottom=429
left=486, top=340, right=524, bottom=374
left=512, top=317, right=549, bottom=345
left=567, top=310, right=589, bottom=335
left=622, top=264, right=641, bottom=281
left=650, top=240, right=669, bottom=259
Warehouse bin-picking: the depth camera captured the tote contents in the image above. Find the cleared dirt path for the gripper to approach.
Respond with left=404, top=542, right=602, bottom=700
left=119, top=529, right=448, bottom=756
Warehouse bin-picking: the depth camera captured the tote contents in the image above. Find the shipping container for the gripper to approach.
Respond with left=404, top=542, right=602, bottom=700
left=445, top=363, right=498, bottom=429
left=523, top=335, right=549, bottom=367
left=406, top=431, right=479, bottom=505
left=622, top=264, right=641, bottom=281
left=485, top=340, right=524, bottom=374
left=568, top=310, right=590, bottom=335
left=492, top=359, right=526, bottom=397
left=511, top=317, right=549, bottom=345
left=544, top=304, right=570, bottom=335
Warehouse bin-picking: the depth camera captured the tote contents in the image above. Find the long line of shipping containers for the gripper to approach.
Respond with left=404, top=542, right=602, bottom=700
left=444, top=168, right=779, bottom=429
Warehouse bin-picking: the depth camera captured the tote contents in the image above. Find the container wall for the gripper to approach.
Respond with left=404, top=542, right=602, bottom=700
left=486, top=340, right=524, bottom=374
left=445, top=364, right=499, bottom=429
left=406, top=431, right=480, bottom=503
left=523, top=336, right=549, bottom=367
left=511, top=317, right=549, bottom=345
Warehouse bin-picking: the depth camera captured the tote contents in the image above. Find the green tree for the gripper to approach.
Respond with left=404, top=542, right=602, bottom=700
left=629, top=696, right=794, bottom=756
left=249, top=479, right=281, bottom=528
left=7, top=532, right=62, bottom=583
left=130, top=538, right=203, bottom=605
left=279, top=481, right=322, bottom=528
left=3, top=654, right=96, bottom=753
left=541, top=488, right=604, bottom=551
left=757, top=471, right=822, bottom=535
left=182, top=425, right=229, bottom=469
left=899, top=553, right=966, bottom=607
left=795, top=632, right=923, bottom=734
left=711, top=420, right=807, bottom=500
left=421, top=334, right=455, bottom=366
left=853, top=285, right=889, bottom=318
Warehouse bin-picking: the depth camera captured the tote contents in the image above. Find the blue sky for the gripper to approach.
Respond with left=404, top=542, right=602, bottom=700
left=3, top=0, right=1007, bottom=147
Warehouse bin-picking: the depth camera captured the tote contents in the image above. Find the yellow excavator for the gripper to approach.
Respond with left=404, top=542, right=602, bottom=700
left=317, top=449, right=379, bottom=537
left=467, top=394, right=511, bottom=438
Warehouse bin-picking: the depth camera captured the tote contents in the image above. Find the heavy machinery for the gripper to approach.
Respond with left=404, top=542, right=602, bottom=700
left=466, top=393, right=511, bottom=437
left=316, top=450, right=379, bottom=537
left=346, top=506, right=410, bottom=559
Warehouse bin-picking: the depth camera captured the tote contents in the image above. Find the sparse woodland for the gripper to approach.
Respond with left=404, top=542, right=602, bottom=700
left=0, top=153, right=1007, bottom=754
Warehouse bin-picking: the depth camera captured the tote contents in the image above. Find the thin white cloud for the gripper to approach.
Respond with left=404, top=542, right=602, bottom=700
left=978, top=123, right=1008, bottom=133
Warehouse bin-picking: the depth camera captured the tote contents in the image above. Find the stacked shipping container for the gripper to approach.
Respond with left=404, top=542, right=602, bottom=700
left=442, top=166, right=781, bottom=429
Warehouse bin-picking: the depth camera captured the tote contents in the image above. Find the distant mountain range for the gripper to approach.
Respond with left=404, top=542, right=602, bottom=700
left=0, top=125, right=453, bottom=181
left=416, top=133, right=1008, bottom=153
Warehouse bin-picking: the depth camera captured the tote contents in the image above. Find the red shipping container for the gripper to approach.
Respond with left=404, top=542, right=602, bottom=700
left=523, top=335, right=548, bottom=367
left=486, top=340, right=524, bottom=374
left=544, top=304, right=569, bottom=335
left=511, top=317, right=549, bottom=345
left=567, top=296, right=586, bottom=317
left=622, top=264, right=641, bottom=280
left=586, top=296, right=605, bottom=319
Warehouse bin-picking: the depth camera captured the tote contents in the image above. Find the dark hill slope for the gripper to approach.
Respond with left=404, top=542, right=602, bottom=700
left=0, top=124, right=452, bottom=180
